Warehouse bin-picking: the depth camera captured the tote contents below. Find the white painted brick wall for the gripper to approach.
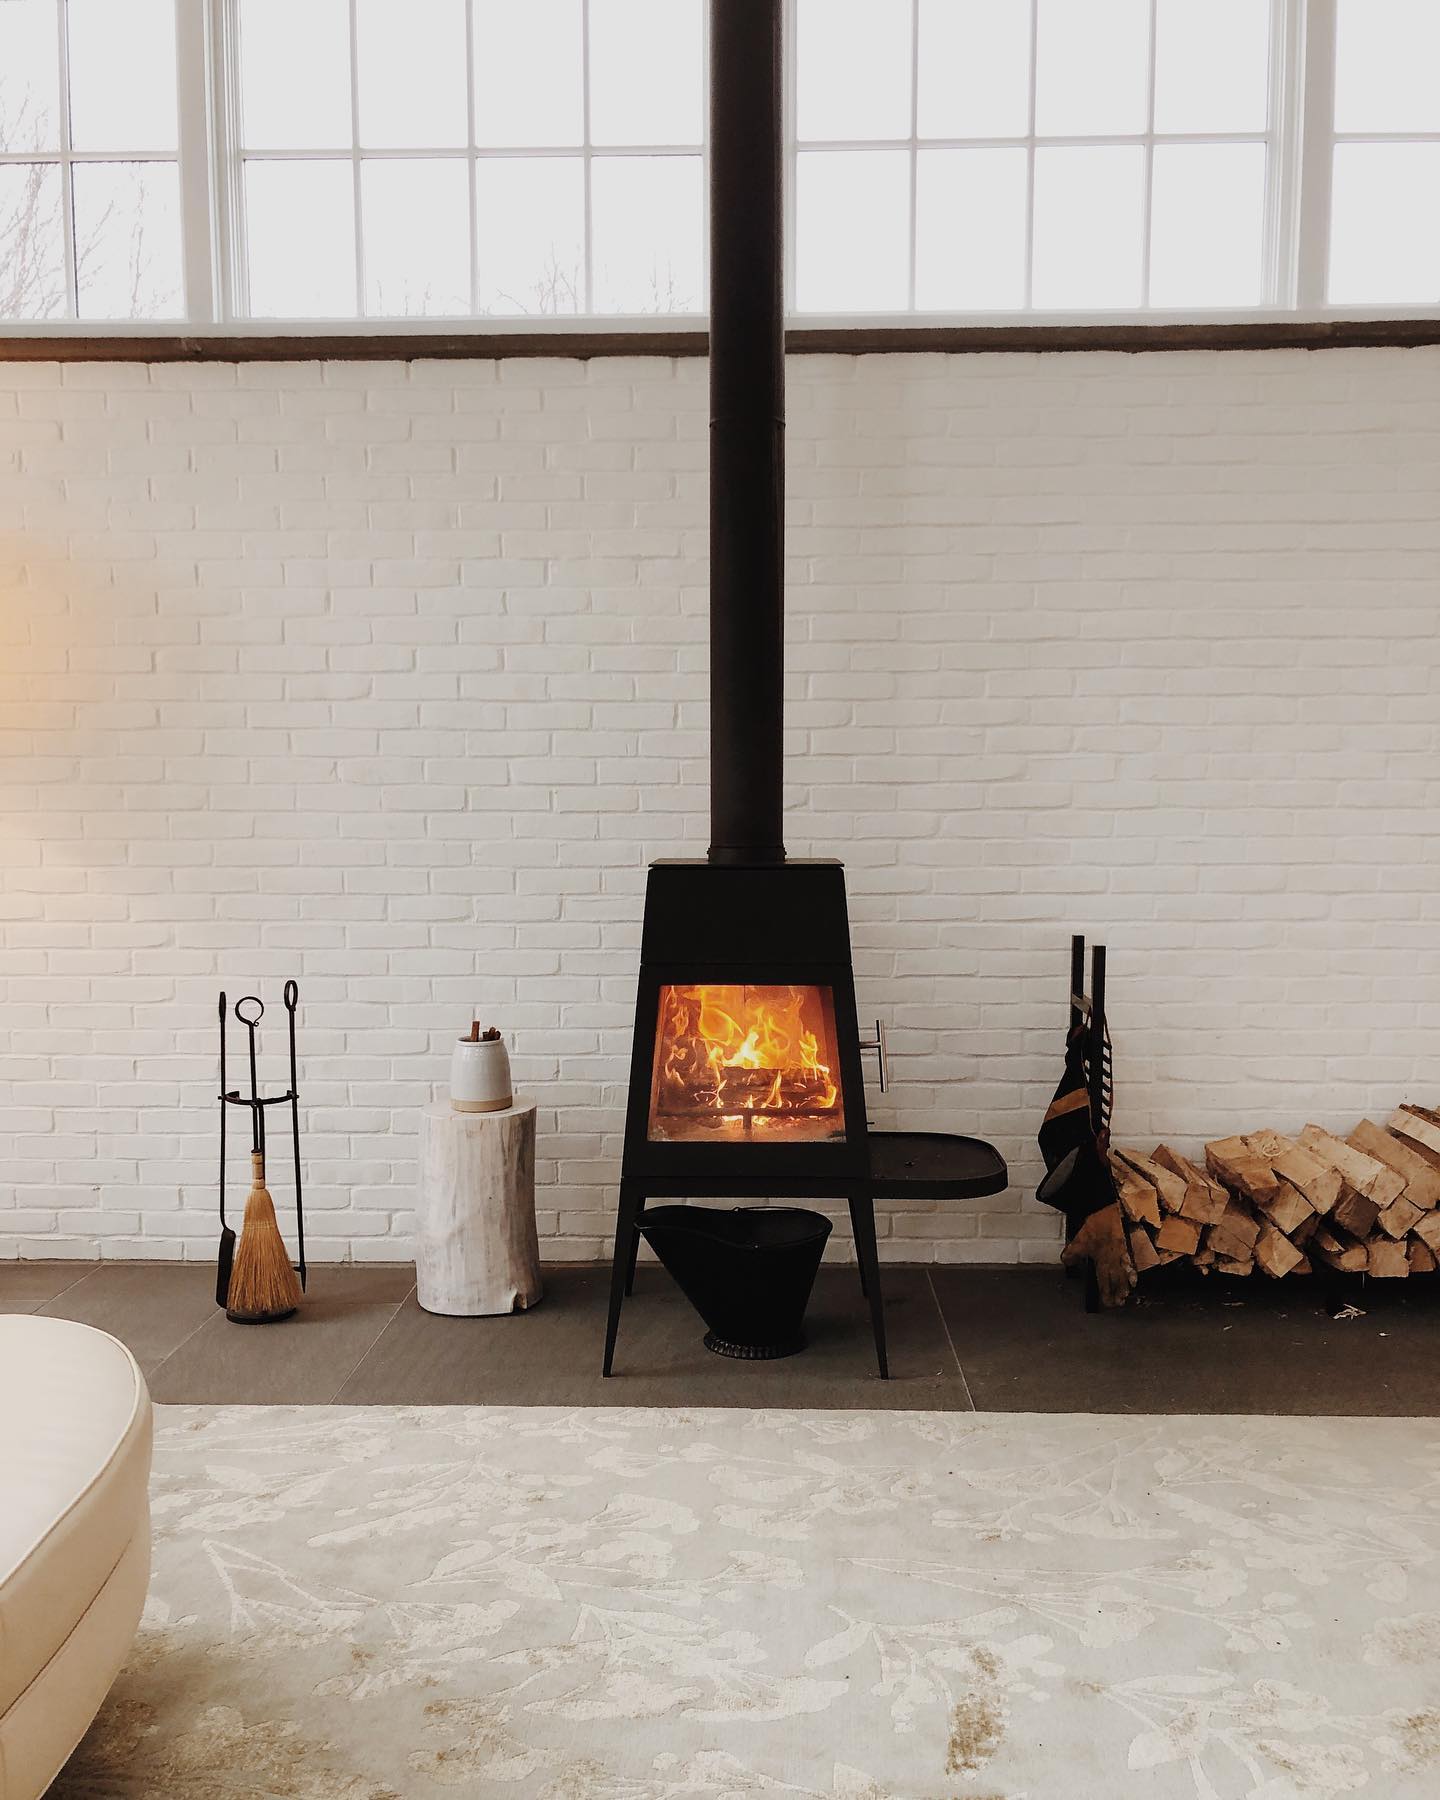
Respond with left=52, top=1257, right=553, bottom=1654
left=3, top=346, right=1440, bottom=1266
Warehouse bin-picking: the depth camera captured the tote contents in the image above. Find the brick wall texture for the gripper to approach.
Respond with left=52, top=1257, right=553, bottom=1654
left=3, top=346, right=1439, bottom=1264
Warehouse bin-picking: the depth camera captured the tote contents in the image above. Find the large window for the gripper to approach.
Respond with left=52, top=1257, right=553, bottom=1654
left=0, top=0, right=183, bottom=319
left=0, top=0, right=1437, bottom=327
left=796, top=0, right=1272, bottom=312
left=234, top=0, right=704, bottom=318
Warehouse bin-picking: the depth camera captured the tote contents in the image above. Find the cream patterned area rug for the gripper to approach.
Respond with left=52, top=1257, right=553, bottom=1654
left=54, top=1406, right=1440, bottom=1800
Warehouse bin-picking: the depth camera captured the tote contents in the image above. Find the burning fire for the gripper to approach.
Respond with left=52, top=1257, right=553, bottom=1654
left=654, top=984, right=840, bottom=1128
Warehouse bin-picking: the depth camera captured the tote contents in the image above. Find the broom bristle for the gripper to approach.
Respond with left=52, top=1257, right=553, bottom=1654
left=227, top=1158, right=302, bottom=1320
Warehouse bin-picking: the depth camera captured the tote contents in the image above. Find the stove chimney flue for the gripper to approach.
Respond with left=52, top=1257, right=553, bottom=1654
left=707, top=0, right=785, bottom=866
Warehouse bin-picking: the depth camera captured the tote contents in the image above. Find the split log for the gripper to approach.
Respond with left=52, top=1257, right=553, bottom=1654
left=1151, top=1145, right=1230, bottom=1225
left=1205, top=1135, right=1280, bottom=1205
left=1127, top=1226, right=1162, bottom=1274
left=1113, top=1147, right=1188, bottom=1215
left=1376, top=1194, right=1426, bottom=1241
left=1290, top=1210, right=1322, bottom=1248
left=1386, top=1106, right=1440, bottom=1172
left=1209, top=1222, right=1261, bottom=1265
left=1410, top=1211, right=1440, bottom=1256
left=1333, top=1188, right=1382, bottom=1239
left=1216, top=1255, right=1255, bottom=1276
left=1245, top=1130, right=1342, bottom=1216
left=1367, top=1237, right=1411, bottom=1279
left=1253, top=1223, right=1304, bottom=1279
left=1254, top=1182, right=1315, bottom=1239
left=1155, top=1215, right=1203, bottom=1258
left=1348, top=1119, right=1440, bottom=1210
left=1310, top=1225, right=1367, bottom=1274
left=1410, top=1238, right=1437, bottom=1275
left=1110, top=1157, right=1161, bottom=1229
left=1298, top=1125, right=1407, bottom=1209
left=1213, top=1202, right=1261, bottom=1252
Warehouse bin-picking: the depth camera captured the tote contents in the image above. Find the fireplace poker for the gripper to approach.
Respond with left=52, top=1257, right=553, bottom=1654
left=285, top=979, right=306, bottom=1290
left=216, top=990, right=234, bottom=1306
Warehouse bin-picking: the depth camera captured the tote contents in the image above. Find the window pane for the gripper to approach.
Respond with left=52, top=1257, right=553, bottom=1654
left=916, top=148, right=1027, bottom=310
left=796, top=149, right=908, bottom=312
left=589, top=0, right=702, bottom=147
left=0, top=161, right=66, bottom=318
left=362, top=159, right=469, bottom=315
left=0, top=0, right=60, bottom=153
left=1036, top=0, right=1149, bottom=137
left=798, top=0, right=912, bottom=142
left=1335, top=0, right=1440, bottom=135
left=66, top=0, right=176, bottom=152
left=72, top=160, right=182, bottom=318
left=591, top=154, right=702, bottom=312
left=1149, top=144, right=1265, bottom=308
left=245, top=159, right=356, bottom=316
left=1032, top=145, right=1144, bottom=309
left=474, top=0, right=582, bottom=148
left=917, top=0, right=1030, bottom=141
left=1154, top=0, right=1269, bottom=134
left=357, top=0, right=466, bottom=148
left=239, top=0, right=351, bottom=150
left=476, top=157, right=584, bottom=314
left=1329, top=143, right=1440, bottom=304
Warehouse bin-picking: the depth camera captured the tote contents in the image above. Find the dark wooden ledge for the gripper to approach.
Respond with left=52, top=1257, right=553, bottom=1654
left=2, top=317, right=1439, bottom=363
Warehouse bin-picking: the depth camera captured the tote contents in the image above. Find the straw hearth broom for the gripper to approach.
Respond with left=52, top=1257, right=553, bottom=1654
left=226, top=1148, right=302, bottom=1322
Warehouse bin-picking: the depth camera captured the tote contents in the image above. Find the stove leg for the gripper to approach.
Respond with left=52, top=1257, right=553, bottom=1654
left=848, top=1193, right=889, bottom=1379
left=625, top=1195, right=644, bottom=1296
left=603, top=1182, right=644, bottom=1377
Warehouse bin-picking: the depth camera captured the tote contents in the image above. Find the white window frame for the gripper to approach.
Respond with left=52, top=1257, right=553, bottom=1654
left=3, top=0, right=1438, bottom=336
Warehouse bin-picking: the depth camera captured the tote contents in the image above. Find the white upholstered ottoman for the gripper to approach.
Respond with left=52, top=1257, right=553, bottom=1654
left=0, top=1315, right=152, bottom=1800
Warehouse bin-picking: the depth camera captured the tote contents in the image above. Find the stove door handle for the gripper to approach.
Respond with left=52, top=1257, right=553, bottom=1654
left=858, top=1019, right=888, bottom=1094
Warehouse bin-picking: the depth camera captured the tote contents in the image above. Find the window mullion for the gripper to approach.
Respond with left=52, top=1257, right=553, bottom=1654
left=465, top=0, right=478, bottom=318
left=581, top=0, right=593, bottom=314
left=1295, top=0, right=1337, bottom=308
left=906, top=0, right=919, bottom=311
left=783, top=0, right=798, bottom=314
left=1140, top=0, right=1157, bottom=307
left=56, top=0, right=77, bottom=318
left=348, top=0, right=363, bottom=318
left=211, top=0, right=247, bottom=321
left=1023, top=0, right=1038, bottom=309
left=175, top=0, right=218, bottom=323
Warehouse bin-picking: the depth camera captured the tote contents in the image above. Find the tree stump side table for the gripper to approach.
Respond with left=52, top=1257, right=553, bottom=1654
left=417, top=1099, right=541, bottom=1316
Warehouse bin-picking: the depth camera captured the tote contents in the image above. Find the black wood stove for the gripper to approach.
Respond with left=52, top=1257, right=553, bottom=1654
left=602, top=0, right=1007, bottom=1377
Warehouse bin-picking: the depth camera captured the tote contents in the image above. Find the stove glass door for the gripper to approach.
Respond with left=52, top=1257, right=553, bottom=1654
left=647, top=983, right=847, bottom=1143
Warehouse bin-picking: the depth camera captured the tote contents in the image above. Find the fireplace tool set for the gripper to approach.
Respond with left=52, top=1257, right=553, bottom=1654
left=216, top=983, right=307, bottom=1323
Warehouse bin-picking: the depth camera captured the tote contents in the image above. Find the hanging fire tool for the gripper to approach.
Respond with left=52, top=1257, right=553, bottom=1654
left=215, top=982, right=307, bottom=1321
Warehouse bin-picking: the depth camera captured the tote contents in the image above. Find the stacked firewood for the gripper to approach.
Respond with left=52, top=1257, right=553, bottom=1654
left=1112, top=1106, right=1440, bottom=1280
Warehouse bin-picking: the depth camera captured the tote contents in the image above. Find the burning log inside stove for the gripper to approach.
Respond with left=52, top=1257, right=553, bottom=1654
left=648, top=983, right=845, bottom=1142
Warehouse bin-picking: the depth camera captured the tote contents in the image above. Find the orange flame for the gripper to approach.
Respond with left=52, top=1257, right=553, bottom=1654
left=656, top=984, right=840, bottom=1118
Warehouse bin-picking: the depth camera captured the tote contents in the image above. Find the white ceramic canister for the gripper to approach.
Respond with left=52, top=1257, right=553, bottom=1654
left=450, top=1024, right=513, bottom=1113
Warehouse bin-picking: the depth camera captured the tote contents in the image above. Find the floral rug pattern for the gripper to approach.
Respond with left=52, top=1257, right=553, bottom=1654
left=53, top=1405, right=1440, bottom=1799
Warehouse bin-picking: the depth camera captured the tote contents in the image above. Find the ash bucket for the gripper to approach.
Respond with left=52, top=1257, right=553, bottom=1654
left=639, top=1204, right=832, bottom=1359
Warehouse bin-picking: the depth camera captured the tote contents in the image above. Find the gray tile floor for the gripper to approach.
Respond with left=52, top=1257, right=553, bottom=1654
left=5, top=1259, right=1437, bottom=1413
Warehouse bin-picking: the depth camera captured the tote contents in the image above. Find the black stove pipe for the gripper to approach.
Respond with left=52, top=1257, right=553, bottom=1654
left=707, top=0, right=786, bottom=866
